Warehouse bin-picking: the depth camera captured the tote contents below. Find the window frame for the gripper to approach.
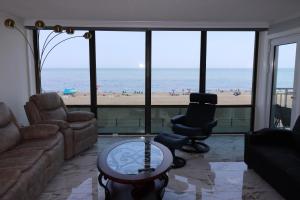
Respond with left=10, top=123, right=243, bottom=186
left=32, top=28, right=261, bottom=134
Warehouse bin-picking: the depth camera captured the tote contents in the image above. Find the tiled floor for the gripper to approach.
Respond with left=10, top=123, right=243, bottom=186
left=39, top=135, right=284, bottom=200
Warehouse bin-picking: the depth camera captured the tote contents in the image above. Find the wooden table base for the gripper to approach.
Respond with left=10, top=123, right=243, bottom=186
left=99, top=173, right=169, bottom=200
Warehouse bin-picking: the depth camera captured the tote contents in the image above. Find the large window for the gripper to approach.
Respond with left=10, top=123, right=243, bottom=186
left=206, top=31, right=255, bottom=105
left=96, top=31, right=145, bottom=105
left=206, top=31, right=256, bottom=132
left=151, top=31, right=200, bottom=133
left=151, top=31, right=200, bottom=105
left=96, top=31, right=146, bottom=133
left=39, top=30, right=90, bottom=105
left=37, top=29, right=258, bottom=134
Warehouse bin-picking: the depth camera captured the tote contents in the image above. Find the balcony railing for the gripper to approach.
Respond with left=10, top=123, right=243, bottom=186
left=272, top=88, right=293, bottom=128
left=274, top=88, right=293, bottom=108
left=68, top=106, right=251, bottom=134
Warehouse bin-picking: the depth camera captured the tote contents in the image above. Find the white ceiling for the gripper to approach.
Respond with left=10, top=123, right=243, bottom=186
left=1, top=0, right=300, bottom=27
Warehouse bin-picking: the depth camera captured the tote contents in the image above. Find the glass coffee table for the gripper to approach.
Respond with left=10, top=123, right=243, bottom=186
left=97, top=138, right=173, bottom=200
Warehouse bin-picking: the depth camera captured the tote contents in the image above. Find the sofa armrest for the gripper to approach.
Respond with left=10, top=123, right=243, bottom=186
left=247, top=128, right=293, bottom=146
left=20, top=124, right=59, bottom=139
left=38, top=119, right=70, bottom=129
left=171, top=115, right=186, bottom=124
left=67, top=111, right=95, bottom=122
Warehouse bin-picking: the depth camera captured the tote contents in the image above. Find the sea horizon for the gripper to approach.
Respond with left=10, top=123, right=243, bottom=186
left=41, top=68, right=293, bottom=92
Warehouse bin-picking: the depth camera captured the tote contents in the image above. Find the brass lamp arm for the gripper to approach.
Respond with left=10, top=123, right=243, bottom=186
left=40, top=31, right=54, bottom=55
left=14, top=26, right=35, bottom=57
left=40, top=32, right=63, bottom=60
left=40, top=36, right=83, bottom=70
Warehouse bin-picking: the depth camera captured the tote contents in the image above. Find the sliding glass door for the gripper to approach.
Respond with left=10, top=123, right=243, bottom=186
left=270, top=43, right=297, bottom=128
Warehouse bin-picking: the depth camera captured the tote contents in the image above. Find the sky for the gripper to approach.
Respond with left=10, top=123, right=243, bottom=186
left=277, top=43, right=297, bottom=69
left=39, top=30, right=294, bottom=69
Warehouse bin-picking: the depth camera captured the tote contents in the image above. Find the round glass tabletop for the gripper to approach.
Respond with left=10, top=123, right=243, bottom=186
left=106, top=140, right=164, bottom=175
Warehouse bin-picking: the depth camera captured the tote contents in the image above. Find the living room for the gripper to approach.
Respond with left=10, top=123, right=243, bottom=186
left=1, top=0, right=300, bottom=199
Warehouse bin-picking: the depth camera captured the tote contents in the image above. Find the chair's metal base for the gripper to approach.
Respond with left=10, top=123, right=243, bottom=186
left=180, top=140, right=210, bottom=153
left=172, top=156, right=186, bottom=168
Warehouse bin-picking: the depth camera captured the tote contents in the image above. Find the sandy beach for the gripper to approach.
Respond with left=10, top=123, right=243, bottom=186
left=61, top=91, right=252, bottom=105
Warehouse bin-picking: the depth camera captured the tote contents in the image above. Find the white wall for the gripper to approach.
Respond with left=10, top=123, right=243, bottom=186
left=269, top=16, right=300, bottom=36
left=24, top=19, right=268, bottom=29
left=254, top=31, right=270, bottom=130
left=254, top=17, right=300, bottom=130
left=0, top=12, right=32, bottom=125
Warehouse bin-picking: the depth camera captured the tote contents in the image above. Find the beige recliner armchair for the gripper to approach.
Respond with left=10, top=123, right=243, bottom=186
left=24, top=92, right=97, bottom=159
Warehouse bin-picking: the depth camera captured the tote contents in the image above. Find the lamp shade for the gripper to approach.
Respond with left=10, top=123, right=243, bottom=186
left=53, top=25, right=63, bottom=33
left=66, top=27, right=74, bottom=34
left=83, top=32, right=92, bottom=39
left=35, top=20, right=45, bottom=29
left=4, top=19, right=15, bottom=28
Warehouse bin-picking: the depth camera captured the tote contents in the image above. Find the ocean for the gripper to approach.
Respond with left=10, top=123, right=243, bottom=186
left=41, top=68, right=293, bottom=93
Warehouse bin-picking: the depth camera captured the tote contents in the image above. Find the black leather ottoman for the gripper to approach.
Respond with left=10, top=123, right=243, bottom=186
left=154, top=132, right=188, bottom=168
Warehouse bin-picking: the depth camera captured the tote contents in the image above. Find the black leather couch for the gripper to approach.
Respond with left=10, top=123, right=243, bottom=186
left=245, top=117, right=300, bottom=200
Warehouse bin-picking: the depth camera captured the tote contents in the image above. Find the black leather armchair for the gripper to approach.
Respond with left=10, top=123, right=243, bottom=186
left=171, top=93, right=218, bottom=153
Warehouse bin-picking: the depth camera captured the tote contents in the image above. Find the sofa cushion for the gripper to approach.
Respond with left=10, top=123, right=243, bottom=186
left=24, top=101, right=42, bottom=124
left=0, top=169, right=21, bottom=197
left=40, top=107, right=67, bottom=121
left=0, top=103, right=21, bottom=154
left=292, top=133, right=300, bottom=154
left=286, top=167, right=300, bottom=185
left=251, top=145, right=300, bottom=170
left=0, top=102, right=11, bottom=127
left=73, top=123, right=96, bottom=142
left=293, top=116, right=300, bottom=134
left=0, top=149, right=44, bottom=172
left=30, top=93, right=67, bottom=121
left=42, top=133, right=64, bottom=167
left=270, top=152, right=300, bottom=170
left=30, top=92, right=63, bottom=110
left=0, top=123, right=21, bottom=154
left=20, top=124, right=59, bottom=140
left=16, top=134, right=61, bottom=152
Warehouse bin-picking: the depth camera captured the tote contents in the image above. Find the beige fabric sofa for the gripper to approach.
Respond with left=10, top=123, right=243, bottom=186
left=0, top=102, right=64, bottom=200
left=24, top=92, right=97, bottom=159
